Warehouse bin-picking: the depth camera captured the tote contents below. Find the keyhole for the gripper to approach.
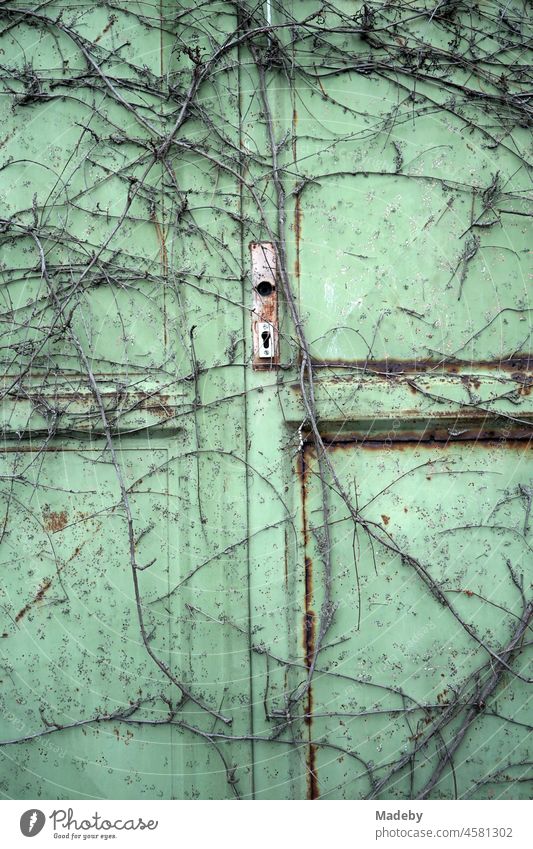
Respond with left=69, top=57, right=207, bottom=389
left=261, top=329, right=271, bottom=351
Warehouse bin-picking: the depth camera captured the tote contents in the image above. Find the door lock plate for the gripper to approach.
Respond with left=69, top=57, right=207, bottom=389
left=250, top=242, right=279, bottom=368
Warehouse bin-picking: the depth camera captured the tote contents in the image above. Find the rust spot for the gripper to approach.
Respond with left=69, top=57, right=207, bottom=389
left=460, top=374, right=481, bottom=390
left=381, top=514, right=390, bottom=525
left=14, top=578, right=52, bottom=623
left=463, top=589, right=474, bottom=597
left=43, top=508, right=68, bottom=532
left=409, top=728, right=424, bottom=742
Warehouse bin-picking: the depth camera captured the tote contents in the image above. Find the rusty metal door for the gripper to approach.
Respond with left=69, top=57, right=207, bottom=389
left=0, top=1, right=531, bottom=801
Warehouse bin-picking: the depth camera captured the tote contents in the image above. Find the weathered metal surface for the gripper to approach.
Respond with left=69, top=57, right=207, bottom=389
left=0, top=0, right=531, bottom=801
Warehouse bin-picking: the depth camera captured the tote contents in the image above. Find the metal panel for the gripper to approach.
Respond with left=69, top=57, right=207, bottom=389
left=281, top=1, right=532, bottom=369
left=298, top=436, right=532, bottom=799
left=0, top=430, right=255, bottom=799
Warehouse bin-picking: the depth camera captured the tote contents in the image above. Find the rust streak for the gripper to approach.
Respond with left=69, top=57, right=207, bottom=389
left=150, top=209, right=169, bottom=276
left=2, top=536, right=91, bottom=637
left=304, top=557, right=315, bottom=668
left=93, top=15, right=117, bottom=44
left=14, top=578, right=52, bottom=623
left=294, top=191, right=301, bottom=282
left=0, top=129, right=15, bottom=150
left=137, top=391, right=172, bottom=419
left=307, top=723, right=319, bottom=800
left=301, top=446, right=319, bottom=799
left=324, top=433, right=532, bottom=449
left=310, top=356, right=533, bottom=373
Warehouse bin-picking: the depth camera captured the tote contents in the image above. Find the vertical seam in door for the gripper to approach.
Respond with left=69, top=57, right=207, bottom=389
left=237, top=6, right=256, bottom=799
left=160, top=0, right=168, bottom=351
left=291, top=2, right=315, bottom=799
left=159, top=0, right=174, bottom=799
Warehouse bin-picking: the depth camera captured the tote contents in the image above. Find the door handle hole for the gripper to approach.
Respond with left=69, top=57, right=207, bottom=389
left=256, top=280, right=274, bottom=297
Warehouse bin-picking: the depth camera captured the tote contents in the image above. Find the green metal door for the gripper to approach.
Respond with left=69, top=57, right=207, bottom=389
left=0, top=0, right=254, bottom=800
left=1, top=1, right=531, bottom=800
left=241, top=1, right=532, bottom=800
